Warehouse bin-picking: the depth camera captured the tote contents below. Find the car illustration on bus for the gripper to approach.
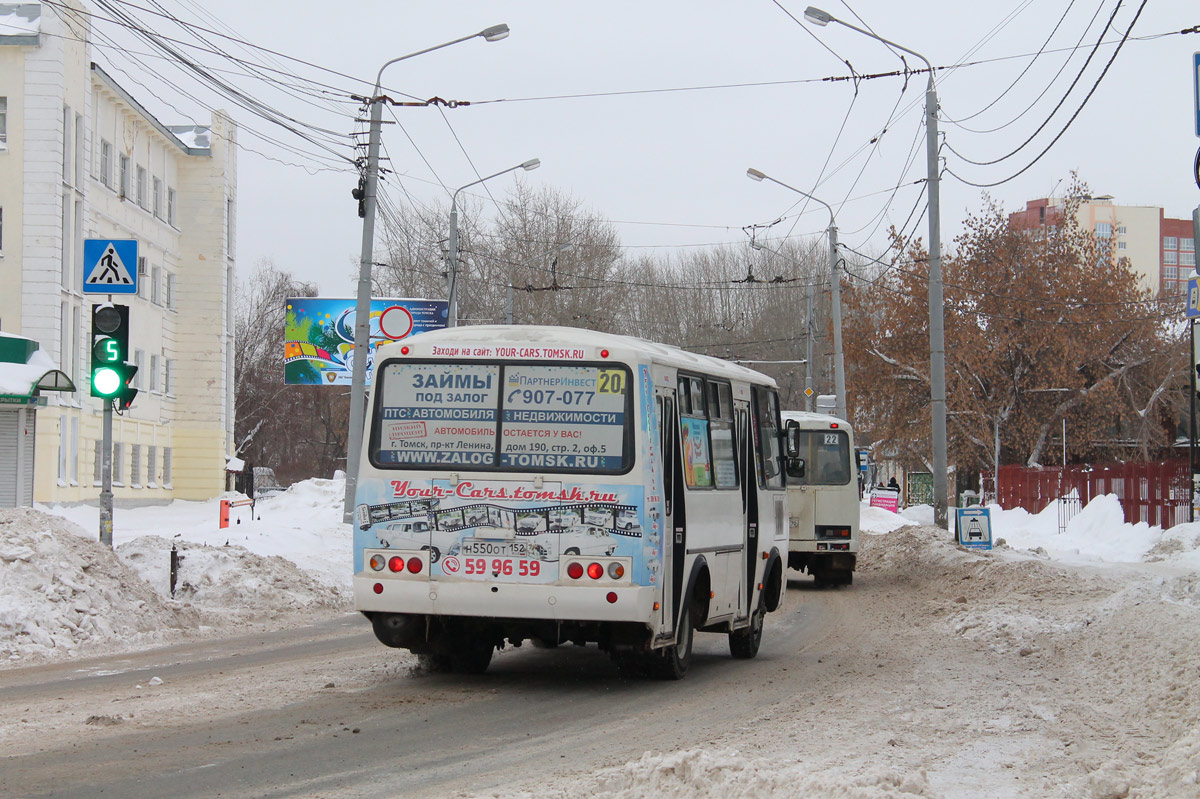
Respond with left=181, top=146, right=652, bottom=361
left=616, top=509, right=640, bottom=531
left=558, top=525, right=617, bottom=557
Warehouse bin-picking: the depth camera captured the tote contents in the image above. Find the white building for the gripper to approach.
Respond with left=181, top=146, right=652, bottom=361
left=0, top=0, right=237, bottom=503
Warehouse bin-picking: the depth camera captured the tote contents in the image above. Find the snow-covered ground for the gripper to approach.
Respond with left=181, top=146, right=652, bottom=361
left=3, top=482, right=1199, bottom=796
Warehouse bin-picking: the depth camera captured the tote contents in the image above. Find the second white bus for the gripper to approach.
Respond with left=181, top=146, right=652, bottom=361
left=782, top=410, right=860, bottom=587
left=353, top=325, right=788, bottom=679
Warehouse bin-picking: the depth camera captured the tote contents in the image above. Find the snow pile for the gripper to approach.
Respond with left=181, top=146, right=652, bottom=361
left=117, top=535, right=346, bottom=616
left=3, top=477, right=354, bottom=666
left=0, top=508, right=200, bottom=662
left=43, top=477, right=352, bottom=589
left=476, top=748, right=935, bottom=798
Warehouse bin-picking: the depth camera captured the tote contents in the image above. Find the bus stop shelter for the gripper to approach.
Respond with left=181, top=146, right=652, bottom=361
left=0, top=333, right=76, bottom=507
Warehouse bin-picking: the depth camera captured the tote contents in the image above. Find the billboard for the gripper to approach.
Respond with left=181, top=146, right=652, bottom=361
left=284, top=297, right=447, bottom=385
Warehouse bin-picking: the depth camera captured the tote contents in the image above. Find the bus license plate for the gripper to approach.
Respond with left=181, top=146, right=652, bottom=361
left=460, top=556, right=543, bottom=579
left=459, top=539, right=535, bottom=558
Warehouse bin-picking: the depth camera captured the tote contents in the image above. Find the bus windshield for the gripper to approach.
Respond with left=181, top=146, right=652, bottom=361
left=369, top=360, right=632, bottom=474
left=787, top=429, right=851, bottom=485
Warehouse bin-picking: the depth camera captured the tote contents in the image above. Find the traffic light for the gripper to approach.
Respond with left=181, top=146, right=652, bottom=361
left=90, top=303, right=137, bottom=408
left=352, top=176, right=366, bottom=218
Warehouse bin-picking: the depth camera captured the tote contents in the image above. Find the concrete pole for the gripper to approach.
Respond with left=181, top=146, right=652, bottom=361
left=447, top=206, right=460, bottom=327
left=342, top=94, right=382, bottom=522
left=506, top=279, right=514, bottom=325
left=829, top=223, right=846, bottom=422
left=925, top=76, right=949, bottom=530
left=805, top=275, right=815, bottom=412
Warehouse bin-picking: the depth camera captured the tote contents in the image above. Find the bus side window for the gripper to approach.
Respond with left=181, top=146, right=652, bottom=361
left=752, top=387, right=784, bottom=489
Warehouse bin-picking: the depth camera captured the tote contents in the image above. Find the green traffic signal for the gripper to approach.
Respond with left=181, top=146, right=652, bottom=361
left=92, top=365, right=123, bottom=397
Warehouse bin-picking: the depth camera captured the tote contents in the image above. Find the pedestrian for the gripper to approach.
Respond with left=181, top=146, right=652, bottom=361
left=887, top=476, right=899, bottom=490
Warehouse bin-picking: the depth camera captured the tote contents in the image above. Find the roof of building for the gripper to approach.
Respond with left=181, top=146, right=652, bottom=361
left=0, top=3, right=40, bottom=46
left=90, top=62, right=213, bottom=156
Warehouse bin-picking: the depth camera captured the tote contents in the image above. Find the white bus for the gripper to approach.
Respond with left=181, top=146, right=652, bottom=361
left=353, top=325, right=788, bottom=678
left=781, top=410, right=859, bottom=587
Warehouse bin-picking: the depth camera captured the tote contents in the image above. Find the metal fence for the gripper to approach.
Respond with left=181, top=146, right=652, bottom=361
left=993, top=461, right=1190, bottom=528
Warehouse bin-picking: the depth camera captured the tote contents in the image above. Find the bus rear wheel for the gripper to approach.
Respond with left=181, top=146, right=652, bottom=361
left=729, top=605, right=764, bottom=659
left=448, top=640, right=493, bottom=674
left=651, top=602, right=694, bottom=680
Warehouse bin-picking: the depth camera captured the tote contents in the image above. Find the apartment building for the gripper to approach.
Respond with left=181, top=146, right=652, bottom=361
left=1009, top=196, right=1195, bottom=298
left=0, top=0, right=237, bottom=503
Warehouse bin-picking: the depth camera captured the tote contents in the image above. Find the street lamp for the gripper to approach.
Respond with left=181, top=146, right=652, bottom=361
left=746, top=168, right=846, bottom=423
left=506, top=242, right=575, bottom=324
left=748, top=235, right=816, bottom=412
left=802, top=7, right=948, bottom=529
left=343, top=24, right=510, bottom=521
left=447, top=158, right=541, bottom=327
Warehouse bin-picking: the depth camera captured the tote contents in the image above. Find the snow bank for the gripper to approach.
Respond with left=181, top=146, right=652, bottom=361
left=476, top=748, right=935, bottom=798
left=0, top=508, right=200, bottom=663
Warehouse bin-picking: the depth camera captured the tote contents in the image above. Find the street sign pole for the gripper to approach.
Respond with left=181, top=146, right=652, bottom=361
left=100, top=400, right=114, bottom=546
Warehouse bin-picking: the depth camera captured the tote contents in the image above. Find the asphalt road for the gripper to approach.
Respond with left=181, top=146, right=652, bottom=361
left=0, top=579, right=841, bottom=799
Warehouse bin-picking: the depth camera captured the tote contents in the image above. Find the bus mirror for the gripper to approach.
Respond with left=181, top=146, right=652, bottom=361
left=785, top=426, right=801, bottom=458
left=788, top=457, right=806, bottom=478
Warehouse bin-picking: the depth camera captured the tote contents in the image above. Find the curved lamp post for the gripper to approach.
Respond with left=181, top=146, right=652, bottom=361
left=746, top=168, right=846, bottom=423
left=343, top=24, right=510, bottom=521
left=803, top=6, right=947, bottom=529
left=448, top=158, right=542, bottom=327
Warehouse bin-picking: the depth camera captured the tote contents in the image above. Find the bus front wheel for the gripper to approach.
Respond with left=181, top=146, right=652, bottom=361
left=729, top=604, right=764, bottom=659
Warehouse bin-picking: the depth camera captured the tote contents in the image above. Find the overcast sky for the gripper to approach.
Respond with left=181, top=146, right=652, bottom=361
left=84, top=0, right=1199, bottom=295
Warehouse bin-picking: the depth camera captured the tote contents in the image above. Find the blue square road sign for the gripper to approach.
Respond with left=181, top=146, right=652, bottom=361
left=83, top=239, right=139, bottom=295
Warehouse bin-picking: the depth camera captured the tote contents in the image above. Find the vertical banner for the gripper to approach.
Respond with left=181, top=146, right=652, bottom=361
left=283, top=297, right=447, bottom=385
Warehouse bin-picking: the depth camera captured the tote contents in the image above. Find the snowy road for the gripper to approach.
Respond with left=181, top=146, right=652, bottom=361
left=3, top=519, right=1199, bottom=798
left=0, top=583, right=836, bottom=799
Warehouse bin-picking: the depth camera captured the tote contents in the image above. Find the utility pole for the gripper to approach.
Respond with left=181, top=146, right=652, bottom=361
left=828, top=223, right=846, bottom=422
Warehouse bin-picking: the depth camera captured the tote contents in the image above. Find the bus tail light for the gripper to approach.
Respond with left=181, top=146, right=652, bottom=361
left=369, top=554, right=386, bottom=571
left=606, top=592, right=618, bottom=604
left=607, top=562, right=624, bottom=579
left=406, top=556, right=423, bottom=574
left=567, top=562, right=584, bottom=580
left=587, top=562, right=604, bottom=580
left=388, top=556, right=405, bottom=572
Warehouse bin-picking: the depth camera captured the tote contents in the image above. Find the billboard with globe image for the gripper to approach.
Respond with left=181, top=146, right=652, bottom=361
left=283, top=297, right=448, bottom=385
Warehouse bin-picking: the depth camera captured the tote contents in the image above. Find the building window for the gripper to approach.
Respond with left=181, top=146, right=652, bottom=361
left=1165, top=266, right=1179, bottom=280
left=0, top=207, right=4, bottom=252
left=137, top=257, right=148, bottom=298
left=1095, top=222, right=1112, bottom=237
left=61, top=193, right=71, bottom=287
left=75, top=113, right=84, bottom=186
left=134, top=349, right=145, bottom=389
left=62, top=105, right=72, bottom=184
left=150, top=354, right=160, bottom=392
left=70, top=417, right=79, bottom=485
left=151, top=265, right=161, bottom=304
left=93, top=440, right=102, bottom=484
left=1183, top=252, right=1196, bottom=268
left=112, top=443, right=124, bottom=487
left=164, top=358, right=173, bottom=394
left=0, top=97, right=7, bottom=148
left=1164, top=236, right=1178, bottom=251
left=168, top=187, right=176, bottom=226
left=1183, top=238, right=1196, bottom=252
left=119, top=154, right=130, bottom=198
left=58, top=415, right=68, bottom=483
left=100, top=140, right=112, bottom=187
left=165, top=273, right=175, bottom=309
left=153, top=177, right=162, bottom=218
left=163, top=447, right=173, bottom=487
left=1117, top=241, right=1127, bottom=250
left=1117, top=225, right=1127, bottom=235
left=136, top=166, right=147, bottom=208
left=1165, top=251, right=1179, bottom=266
left=147, top=446, right=158, bottom=488
left=131, top=444, right=142, bottom=488
left=226, top=197, right=234, bottom=253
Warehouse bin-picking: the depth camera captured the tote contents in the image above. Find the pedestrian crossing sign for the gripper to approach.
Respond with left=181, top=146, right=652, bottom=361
left=83, top=239, right=139, bottom=294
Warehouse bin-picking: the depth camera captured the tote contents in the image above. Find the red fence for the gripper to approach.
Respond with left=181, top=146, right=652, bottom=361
left=994, top=460, right=1190, bottom=528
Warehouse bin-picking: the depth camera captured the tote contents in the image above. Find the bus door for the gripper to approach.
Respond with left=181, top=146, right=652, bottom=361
left=655, top=387, right=685, bottom=639
left=736, top=403, right=758, bottom=617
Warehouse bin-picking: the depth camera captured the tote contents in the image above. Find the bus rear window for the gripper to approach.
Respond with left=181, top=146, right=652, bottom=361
left=370, top=361, right=632, bottom=474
